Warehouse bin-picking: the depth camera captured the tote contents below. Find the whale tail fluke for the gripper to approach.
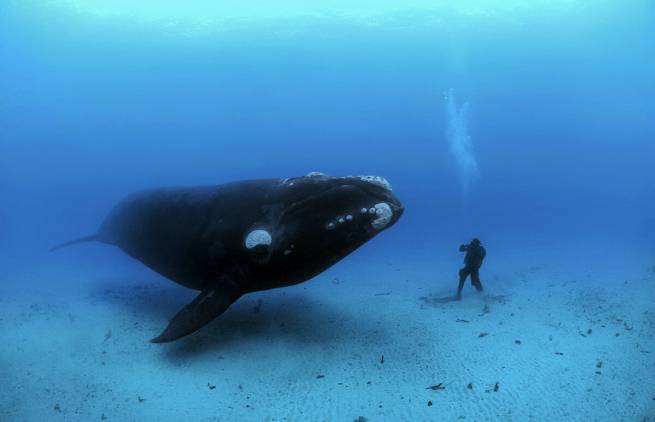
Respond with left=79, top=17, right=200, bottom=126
left=50, top=234, right=100, bottom=252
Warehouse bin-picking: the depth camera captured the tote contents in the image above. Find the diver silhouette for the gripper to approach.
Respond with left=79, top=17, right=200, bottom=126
left=456, top=238, right=486, bottom=300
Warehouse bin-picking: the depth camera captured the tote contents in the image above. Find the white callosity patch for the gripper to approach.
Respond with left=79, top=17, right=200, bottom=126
left=329, top=214, right=354, bottom=230
left=245, top=229, right=272, bottom=249
left=371, top=203, right=393, bottom=230
left=356, top=175, right=393, bottom=191
left=305, top=171, right=327, bottom=178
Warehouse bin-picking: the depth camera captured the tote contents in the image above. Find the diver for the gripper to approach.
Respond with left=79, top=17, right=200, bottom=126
left=456, top=238, right=486, bottom=300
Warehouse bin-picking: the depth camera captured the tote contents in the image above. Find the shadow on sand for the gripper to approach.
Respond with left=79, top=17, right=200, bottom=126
left=89, top=278, right=391, bottom=360
left=419, top=291, right=512, bottom=308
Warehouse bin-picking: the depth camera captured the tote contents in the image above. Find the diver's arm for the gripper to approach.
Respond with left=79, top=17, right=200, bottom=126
left=459, top=244, right=468, bottom=252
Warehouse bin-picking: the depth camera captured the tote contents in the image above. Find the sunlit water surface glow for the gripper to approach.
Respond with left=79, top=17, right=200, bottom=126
left=22, top=0, right=620, bottom=34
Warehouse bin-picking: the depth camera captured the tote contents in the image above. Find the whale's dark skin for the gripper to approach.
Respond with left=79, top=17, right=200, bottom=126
left=52, top=173, right=404, bottom=342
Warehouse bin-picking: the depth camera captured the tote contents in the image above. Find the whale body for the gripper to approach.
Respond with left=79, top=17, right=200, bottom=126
left=52, top=172, right=404, bottom=342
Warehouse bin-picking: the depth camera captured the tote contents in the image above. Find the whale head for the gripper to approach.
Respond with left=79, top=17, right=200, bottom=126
left=242, top=172, right=403, bottom=285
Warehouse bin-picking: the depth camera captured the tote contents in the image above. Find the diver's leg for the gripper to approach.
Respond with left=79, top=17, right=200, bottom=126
left=456, top=268, right=468, bottom=300
left=471, top=269, right=483, bottom=292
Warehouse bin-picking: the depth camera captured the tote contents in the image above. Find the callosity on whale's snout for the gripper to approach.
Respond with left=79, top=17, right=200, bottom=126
left=51, top=172, right=404, bottom=342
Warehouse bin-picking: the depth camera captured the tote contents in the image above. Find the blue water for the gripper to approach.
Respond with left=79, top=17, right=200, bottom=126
left=1, top=1, right=654, bottom=421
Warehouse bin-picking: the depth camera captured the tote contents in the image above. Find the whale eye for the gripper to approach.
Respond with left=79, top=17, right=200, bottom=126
left=371, top=203, right=393, bottom=230
left=245, top=229, right=272, bottom=249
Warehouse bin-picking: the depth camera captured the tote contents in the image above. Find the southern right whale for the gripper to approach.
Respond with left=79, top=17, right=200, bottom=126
left=52, top=172, right=404, bottom=342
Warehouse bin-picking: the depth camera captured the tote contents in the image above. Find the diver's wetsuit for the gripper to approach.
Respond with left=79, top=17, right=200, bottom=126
left=457, top=240, right=486, bottom=298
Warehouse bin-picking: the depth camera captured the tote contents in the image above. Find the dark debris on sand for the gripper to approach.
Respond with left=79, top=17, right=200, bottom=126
left=484, top=382, right=500, bottom=393
left=426, top=383, right=446, bottom=391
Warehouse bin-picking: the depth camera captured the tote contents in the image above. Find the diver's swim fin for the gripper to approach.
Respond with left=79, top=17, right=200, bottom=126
left=150, top=280, right=243, bottom=343
left=50, top=234, right=100, bottom=252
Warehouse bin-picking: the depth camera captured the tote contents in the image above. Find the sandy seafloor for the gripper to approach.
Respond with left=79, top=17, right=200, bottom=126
left=1, top=248, right=654, bottom=422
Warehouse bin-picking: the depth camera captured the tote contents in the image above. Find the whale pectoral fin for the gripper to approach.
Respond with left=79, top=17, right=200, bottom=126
left=150, top=282, right=242, bottom=343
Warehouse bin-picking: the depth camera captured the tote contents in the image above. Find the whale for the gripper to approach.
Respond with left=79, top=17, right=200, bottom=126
left=51, top=172, right=404, bottom=342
